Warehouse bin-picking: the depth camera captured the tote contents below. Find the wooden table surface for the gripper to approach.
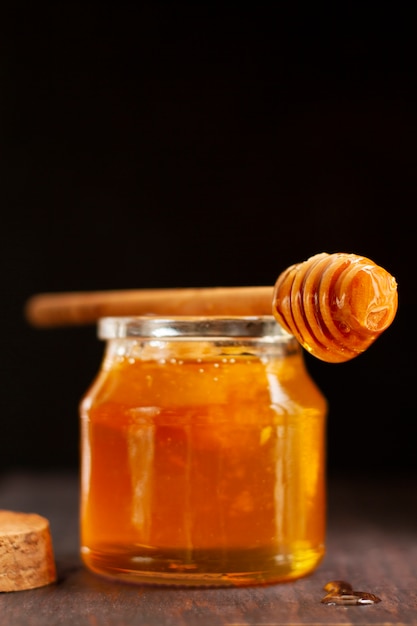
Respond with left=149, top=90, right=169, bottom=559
left=0, top=470, right=416, bottom=626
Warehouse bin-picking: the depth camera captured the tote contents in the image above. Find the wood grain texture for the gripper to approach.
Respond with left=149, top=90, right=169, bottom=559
left=0, top=472, right=416, bottom=625
left=25, top=286, right=274, bottom=327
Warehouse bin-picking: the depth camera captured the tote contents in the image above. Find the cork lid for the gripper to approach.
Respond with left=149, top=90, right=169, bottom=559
left=0, top=510, right=57, bottom=592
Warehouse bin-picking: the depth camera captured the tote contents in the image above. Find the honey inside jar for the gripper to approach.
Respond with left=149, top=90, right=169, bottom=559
left=80, top=316, right=327, bottom=586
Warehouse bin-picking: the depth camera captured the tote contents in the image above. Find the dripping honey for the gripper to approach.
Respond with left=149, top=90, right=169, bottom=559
left=80, top=317, right=327, bottom=586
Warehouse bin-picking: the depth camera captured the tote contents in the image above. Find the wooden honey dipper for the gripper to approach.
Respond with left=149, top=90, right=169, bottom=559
left=272, top=252, right=398, bottom=363
left=25, top=252, right=398, bottom=363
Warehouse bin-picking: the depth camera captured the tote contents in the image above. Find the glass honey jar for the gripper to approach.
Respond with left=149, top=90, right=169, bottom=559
left=79, top=316, right=327, bottom=586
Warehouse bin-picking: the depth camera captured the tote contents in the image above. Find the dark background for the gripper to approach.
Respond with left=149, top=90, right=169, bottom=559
left=1, top=4, right=415, bottom=476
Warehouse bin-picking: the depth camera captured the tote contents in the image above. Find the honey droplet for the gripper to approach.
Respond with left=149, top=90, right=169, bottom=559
left=323, top=579, right=353, bottom=594
left=321, top=580, right=381, bottom=606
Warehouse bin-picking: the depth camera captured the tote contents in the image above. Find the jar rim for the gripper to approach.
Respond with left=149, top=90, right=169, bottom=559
left=97, top=315, right=295, bottom=342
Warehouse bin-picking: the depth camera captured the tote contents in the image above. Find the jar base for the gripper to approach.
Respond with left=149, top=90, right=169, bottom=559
left=81, top=544, right=325, bottom=587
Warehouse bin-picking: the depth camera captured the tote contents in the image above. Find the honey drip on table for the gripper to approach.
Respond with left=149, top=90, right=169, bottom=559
left=321, top=580, right=381, bottom=605
left=273, top=252, right=398, bottom=363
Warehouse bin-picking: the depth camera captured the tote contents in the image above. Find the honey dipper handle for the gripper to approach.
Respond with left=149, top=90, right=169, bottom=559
left=25, top=286, right=274, bottom=327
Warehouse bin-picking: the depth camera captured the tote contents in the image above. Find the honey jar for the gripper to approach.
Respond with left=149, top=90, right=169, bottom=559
left=79, top=316, right=327, bottom=586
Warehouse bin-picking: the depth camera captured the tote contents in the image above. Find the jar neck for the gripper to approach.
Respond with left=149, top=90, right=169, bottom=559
left=98, top=315, right=294, bottom=340
left=98, top=316, right=300, bottom=361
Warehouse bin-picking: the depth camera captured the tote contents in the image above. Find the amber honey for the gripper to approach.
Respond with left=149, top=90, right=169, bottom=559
left=80, top=316, right=327, bottom=586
